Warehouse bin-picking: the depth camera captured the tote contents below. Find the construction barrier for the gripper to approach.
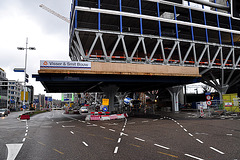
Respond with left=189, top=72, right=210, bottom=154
left=20, top=115, right=30, bottom=120
left=100, top=115, right=110, bottom=121
left=86, top=113, right=128, bottom=121
left=90, top=115, right=101, bottom=121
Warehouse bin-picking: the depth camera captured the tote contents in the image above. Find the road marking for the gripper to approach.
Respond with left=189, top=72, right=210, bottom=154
left=188, top=133, right=193, bottom=137
left=87, top=124, right=97, bottom=127
left=142, top=121, right=149, bottom=123
left=120, top=132, right=128, bottom=136
left=26, top=130, right=28, bottom=132
left=22, top=138, right=26, bottom=142
left=108, top=123, right=118, bottom=126
left=53, top=148, right=64, bottom=155
left=104, top=137, right=114, bottom=141
left=82, top=141, right=88, bottom=147
left=210, top=147, right=225, bottom=154
left=62, top=125, right=75, bottom=128
left=122, top=128, right=125, bottom=131
left=134, top=137, right=145, bottom=142
left=177, top=122, right=180, bottom=125
left=109, top=129, right=115, bottom=132
left=100, top=126, right=106, bottom=129
left=180, top=125, right=183, bottom=128
left=196, top=139, right=203, bottom=144
left=26, top=126, right=28, bottom=129
left=158, top=151, right=178, bottom=158
left=40, top=126, right=52, bottom=128
left=183, top=128, right=188, bottom=132
left=6, top=144, right=23, bottom=160
left=56, top=120, right=73, bottom=124
left=118, top=138, right=121, bottom=143
left=37, top=141, right=46, bottom=146
left=185, top=154, right=204, bottom=160
left=153, top=119, right=158, bottom=121
left=25, top=133, right=27, bottom=136
left=114, top=147, right=118, bottom=154
left=87, top=122, right=91, bottom=125
left=128, top=122, right=135, bottom=124
left=154, top=144, right=170, bottom=150
left=226, top=134, right=232, bottom=136
left=70, top=131, right=74, bottom=134
left=130, top=144, right=141, bottom=148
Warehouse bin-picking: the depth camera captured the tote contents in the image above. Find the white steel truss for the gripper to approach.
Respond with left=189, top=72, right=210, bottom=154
left=70, top=29, right=240, bottom=70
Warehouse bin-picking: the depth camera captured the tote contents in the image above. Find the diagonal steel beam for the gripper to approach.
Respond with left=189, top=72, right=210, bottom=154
left=209, top=47, right=221, bottom=67
left=166, top=41, right=178, bottom=64
left=149, top=39, right=161, bottom=62
left=197, top=45, right=208, bottom=65
left=223, top=48, right=233, bottom=67
left=87, top=33, right=100, bottom=58
left=75, top=31, right=86, bottom=58
left=110, top=35, right=122, bottom=58
left=130, top=37, right=142, bottom=59
left=182, top=43, right=193, bottom=65
left=121, top=36, right=129, bottom=59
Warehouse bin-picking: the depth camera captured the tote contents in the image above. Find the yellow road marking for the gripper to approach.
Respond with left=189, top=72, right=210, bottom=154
left=158, top=151, right=178, bottom=158
left=104, top=137, right=114, bottom=141
left=130, top=144, right=141, bottom=148
left=37, top=141, right=46, bottom=146
left=53, top=148, right=64, bottom=155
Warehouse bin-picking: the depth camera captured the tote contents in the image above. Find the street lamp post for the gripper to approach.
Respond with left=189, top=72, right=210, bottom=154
left=17, top=38, right=36, bottom=112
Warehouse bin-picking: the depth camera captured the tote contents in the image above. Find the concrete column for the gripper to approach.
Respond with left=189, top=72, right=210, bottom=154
left=167, top=86, right=183, bottom=112
left=100, top=85, right=119, bottom=113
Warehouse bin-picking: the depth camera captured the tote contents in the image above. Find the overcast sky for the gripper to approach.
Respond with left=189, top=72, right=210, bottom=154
left=0, top=0, right=71, bottom=99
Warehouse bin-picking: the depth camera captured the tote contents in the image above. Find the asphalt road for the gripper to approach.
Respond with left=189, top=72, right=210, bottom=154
left=0, top=110, right=240, bottom=160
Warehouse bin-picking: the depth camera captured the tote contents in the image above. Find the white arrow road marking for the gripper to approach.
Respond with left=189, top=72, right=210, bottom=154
left=6, top=143, right=23, bottom=160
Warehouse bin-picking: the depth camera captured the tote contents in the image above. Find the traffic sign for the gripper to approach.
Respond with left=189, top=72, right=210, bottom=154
left=13, top=68, right=25, bottom=72
left=206, top=95, right=211, bottom=100
left=206, top=100, right=212, bottom=106
left=103, top=107, right=108, bottom=112
left=102, top=99, right=109, bottom=106
left=23, top=105, right=26, bottom=109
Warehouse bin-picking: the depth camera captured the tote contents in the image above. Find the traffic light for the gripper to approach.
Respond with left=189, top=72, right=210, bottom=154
left=25, top=74, right=29, bottom=83
left=232, top=0, right=240, bottom=18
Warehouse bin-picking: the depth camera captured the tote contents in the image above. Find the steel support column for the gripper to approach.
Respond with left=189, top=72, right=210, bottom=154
left=167, top=86, right=183, bottom=112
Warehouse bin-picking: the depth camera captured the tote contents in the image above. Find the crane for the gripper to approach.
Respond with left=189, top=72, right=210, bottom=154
left=39, top=4, right=70, bottom=23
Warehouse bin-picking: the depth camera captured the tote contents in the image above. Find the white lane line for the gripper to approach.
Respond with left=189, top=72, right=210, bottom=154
left=142, top=121, right=149, bottom=123
left=120, top=132, right=128, bottom=136
left=87, top=122, right=91, bottom=125
left=184, top=128, right=188, bottom=132
left=25, top=133, right=27, bottom=136
left=82, top=141, right=88, bottom=147
left=70, top=131, right=74, bottom=135
left=188, top=133, right=193, bottom=137
left=160, top=118, right=163, bottom=120
left=22, top=138, right=26, bottom=142
left=134, top=137, right=145, bottom=142
left=26, top=127, right=28, bottom=129
left=62, top=125, right=75, bottom=128
left=6, top=144, right=23, bottom=160
left=100, top=126, right=106, bottom=129
left=185, top=154, right=204, bottom=160
left=114, top=147, right=118, bottom=154
left=210, top=147, right=225, bottom=154
left=154, top=144, right=170, bottom=150
left=128, top=122, right=135, bottom=124
left=26, top=130, right=28, bottom=132
left=196, top=139, right=204, bottom=144
left=180, top=125, right=183, bottom=128
left=153, top=119, right=158, bottom=121
left=109, top=129, right=115, bottom=132
left=118, top=138, right=121, bottom=143
left=226, top=134, right=232, bottom=136
left=122, top=128, right=125, bottom=131
left=177, top=122, right=180, bottom=125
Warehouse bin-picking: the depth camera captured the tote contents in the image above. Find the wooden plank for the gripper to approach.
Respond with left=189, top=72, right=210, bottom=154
left=39, top=62, right=200, bottom=77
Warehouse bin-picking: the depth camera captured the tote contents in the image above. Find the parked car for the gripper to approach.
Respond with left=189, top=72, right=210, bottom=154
left=0, top=108, right=8, bottom=117
left=79, top=107, right=88, bottom=113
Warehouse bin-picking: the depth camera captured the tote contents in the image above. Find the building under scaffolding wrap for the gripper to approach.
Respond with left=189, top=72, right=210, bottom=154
left=69, top=0, right=240, bottom=70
